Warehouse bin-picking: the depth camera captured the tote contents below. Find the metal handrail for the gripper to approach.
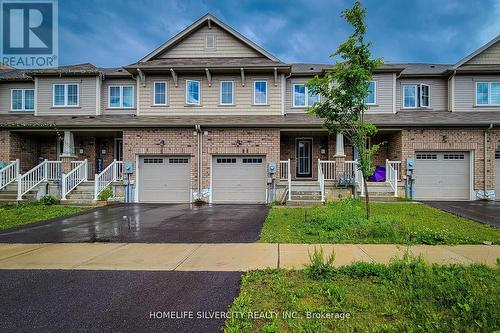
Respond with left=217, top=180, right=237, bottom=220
left=0, top=159, right=19, bottom=191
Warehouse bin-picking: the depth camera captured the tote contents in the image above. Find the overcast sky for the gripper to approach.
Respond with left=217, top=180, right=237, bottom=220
left=58, top=0, right=500, bottom=67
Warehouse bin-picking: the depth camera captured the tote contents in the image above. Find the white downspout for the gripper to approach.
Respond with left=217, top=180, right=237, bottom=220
left=484, top=124, right=493, bottom=200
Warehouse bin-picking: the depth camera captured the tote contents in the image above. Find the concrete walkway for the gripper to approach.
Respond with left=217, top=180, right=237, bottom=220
left=0, top=243, right=498, bottom=271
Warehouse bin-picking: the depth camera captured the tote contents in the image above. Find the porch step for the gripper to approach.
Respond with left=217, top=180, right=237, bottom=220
left=60, top=199, right=96, bottom=206
left=367, top=196, right=399, bottom=202
left=286, top=200, right=324, bottom=207
left=290, top=193, right=322, bottom=201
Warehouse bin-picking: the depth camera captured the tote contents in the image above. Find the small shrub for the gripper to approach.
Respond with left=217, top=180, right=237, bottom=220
left=97, top=185, right=113, bottom=201
left=306, top=247, right=336, bottom=280
left=39, top=195, right=56, bottom=205
left=193, top=198, right=207, bottom=206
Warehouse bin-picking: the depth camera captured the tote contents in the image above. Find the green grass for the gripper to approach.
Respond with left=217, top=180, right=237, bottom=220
left=224, top=257, right=500, bottom=333
left=259, top=200, right=500, bottom=244
left=0, top=203, right=91, bottom=230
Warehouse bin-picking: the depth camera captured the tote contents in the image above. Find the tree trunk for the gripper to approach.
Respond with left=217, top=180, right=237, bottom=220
left=363, top=176, right=370, bottom=219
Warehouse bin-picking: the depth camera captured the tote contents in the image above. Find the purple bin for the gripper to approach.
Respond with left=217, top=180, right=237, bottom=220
left=368, top=166, right=386, bottom=182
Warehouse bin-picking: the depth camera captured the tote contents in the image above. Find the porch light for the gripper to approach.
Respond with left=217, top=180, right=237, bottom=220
left=79, top=147, right=84, bottom=155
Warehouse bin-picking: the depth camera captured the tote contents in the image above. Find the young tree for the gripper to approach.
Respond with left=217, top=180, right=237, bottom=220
left=307, top=0, right=382, bottom=218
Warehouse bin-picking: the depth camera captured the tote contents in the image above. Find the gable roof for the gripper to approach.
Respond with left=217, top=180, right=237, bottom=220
left=453, top=35, right=500, bottom=69
left=139, top=13, right=281, bottom=63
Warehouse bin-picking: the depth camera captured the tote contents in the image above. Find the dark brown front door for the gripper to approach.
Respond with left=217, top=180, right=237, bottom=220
left=296, top=139, right=312, bottom=178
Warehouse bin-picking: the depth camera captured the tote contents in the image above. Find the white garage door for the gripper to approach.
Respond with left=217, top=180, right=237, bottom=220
left=496, top=151, right=500, bottom=200
left=415, top=151, right=470, bottom=201
left=212, top=156, right=266, bottom=204
left=139, top=156, right=191, bottom=203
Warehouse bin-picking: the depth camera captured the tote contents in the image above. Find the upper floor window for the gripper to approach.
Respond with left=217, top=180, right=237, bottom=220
left=154, top=81, right=167, bottom=105
left=476, top=82, right=500, bottom=106
left=11, top=89, right=34, bottom=111
left=109, top=85, right=134, bottom=108
left=293, top=84, right=320, bottom=107
left=53, top=84, right=79, bottom=107
left=186, top=80, right=200, bottom=105
left=254, top=81, right=267, bottom=105
left=403, top=84, right=430, bottom=109
left=220, top=80, right=234, bottom=105
left=364, top=81, right=376, bottom=105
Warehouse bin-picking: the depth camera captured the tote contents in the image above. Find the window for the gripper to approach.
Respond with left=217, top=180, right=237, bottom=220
left=292, top=84, right=320, bottom=107
left=143, top=158, right=164, bottom=164
left=11, top=89, right=34, bottom=111
left=476, top=82, right=500, bottom=106
left=205, top=34, right=216, bottom=49
left=216, top=158, right=237, bottom=164
left=108, top=85, right=134, bottom=108
left=242, top=158, right=263, bottom=164
left=443, top=154, right=465, bottom=160
left=495, top=152, right=500, bottom=159
left=53, top=84, right=79, bottom=107
left=416, top=153, right=437, bottom=160
left=220, top=81, right=234, bottom=105
left=186, top=80, right=200, bottom=105
left=254, top=81, right=267, bottom=105
left=169, top=158, right=189, bottom=164
left=154, top=81, right=167, bottom=105
left=403, top=84, right=430, bottom=108
left=364, top=81, right=376, bottom=105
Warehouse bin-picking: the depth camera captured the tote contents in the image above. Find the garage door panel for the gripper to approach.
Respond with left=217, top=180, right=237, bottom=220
left=496, top=152, right=500, bottom=200
left=139, top=156, right=190, bottom=203
left=212, top=156, right=266, bottom=203
left=415, top=152, right=470, bottom=200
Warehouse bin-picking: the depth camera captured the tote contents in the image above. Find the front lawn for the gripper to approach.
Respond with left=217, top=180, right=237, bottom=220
left=0, top=203, right=92, bottom=230
left=259, top=200, right=500, bottom=244
left=224, top=258, right=500, bottom=332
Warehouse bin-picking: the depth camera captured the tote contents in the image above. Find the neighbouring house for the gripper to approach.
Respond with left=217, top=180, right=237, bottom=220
left=0, top=14, right=500, bottom=205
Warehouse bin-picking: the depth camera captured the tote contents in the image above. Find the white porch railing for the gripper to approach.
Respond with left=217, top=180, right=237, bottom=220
left=61, top=159, right=88, bottom=200
left=94, top=160, right=123, bottom=200
left=279, top=159, right=292, bottom=201
left=17, top=160, right=49, bottom=200
left=0, top=159, right=19, bottom=191
left=318, top=161, right=325, bottom=202
left=353, top=160, right=365, bottom=197
left=386, top=160, right=400, bottom=197
left=46, top=161, right=62, bottom=181
left=318, top=160, right=336, bottom=180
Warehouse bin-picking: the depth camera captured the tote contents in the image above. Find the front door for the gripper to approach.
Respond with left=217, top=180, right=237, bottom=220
left=114, top=139, right=123, bottom=161
left=296, top=139, right=312, bottom=178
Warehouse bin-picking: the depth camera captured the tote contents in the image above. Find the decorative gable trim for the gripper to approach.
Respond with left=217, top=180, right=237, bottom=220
left=453, top=35, right=500, bottom=69
left=139, top=13, right=281, bottom=63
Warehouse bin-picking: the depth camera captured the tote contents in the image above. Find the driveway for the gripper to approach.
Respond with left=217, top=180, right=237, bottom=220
left=425, top=201, right=500, bottom=227
left=0, top=204, right=269, bottom=243
left=0, top=270, right=241, bottom=333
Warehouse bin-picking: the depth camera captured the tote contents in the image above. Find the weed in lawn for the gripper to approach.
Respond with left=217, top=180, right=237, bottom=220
left=306, top=247, right=336, bottom=280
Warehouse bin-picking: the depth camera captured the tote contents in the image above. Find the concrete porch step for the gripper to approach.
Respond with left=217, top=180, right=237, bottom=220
left=291, top=190, right=321, bottom=196
left=286, top=199, right=323, bottom=207
left=60, top=199, right=96, bottom=206
left=290, top=194, right=322, bottom=201
left=368, top=196, right=399, bottom=202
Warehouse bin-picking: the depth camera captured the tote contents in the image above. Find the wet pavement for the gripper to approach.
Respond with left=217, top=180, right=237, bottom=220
left=0, top=270, right=242, bottom=333
left=0, top=204, right=269, bottom=243
left=425, top=201, right=500, bottom=227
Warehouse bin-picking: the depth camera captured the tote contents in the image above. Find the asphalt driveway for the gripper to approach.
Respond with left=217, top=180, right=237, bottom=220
left=425, top=201, right=500, bottom=227
left=0, top=204, right=269, bottom=243
left=0, top=270, right=241, bottom=333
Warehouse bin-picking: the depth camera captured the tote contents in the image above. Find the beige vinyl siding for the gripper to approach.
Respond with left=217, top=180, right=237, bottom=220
left=36, top=76, right=97, bottom=115
left=285, top=77, right=312, bottom=114
left=396, top=78, right=447, bottom=111
left=454, top=75, right=500, bottom=112
left=101, top=78, right=137, bottom=115
left=464, top=41, right=500, bottom=65
left=0, top=82, right=34, bottom=114
left=139, top=74, right=281, bottom=115
left=158, top=25, right=262, bottom=58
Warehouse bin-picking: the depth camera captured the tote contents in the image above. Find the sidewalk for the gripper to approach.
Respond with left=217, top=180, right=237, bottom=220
left=0, top=243, right=498, bottom=271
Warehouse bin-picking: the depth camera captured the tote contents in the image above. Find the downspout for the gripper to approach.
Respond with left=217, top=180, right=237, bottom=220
left=447, top=70, right=457, bottom=112
left=484, top=124, right=493, bottom=200
left=195, top=125, right=202, bottom=199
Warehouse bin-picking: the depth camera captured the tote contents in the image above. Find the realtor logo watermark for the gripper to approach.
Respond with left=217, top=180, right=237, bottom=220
left=1, top=0, right=58, bottom=68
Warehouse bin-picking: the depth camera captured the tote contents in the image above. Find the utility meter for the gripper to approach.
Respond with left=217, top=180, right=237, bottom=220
left=124, top=162, right=134, bottom=174
left=268, top=162, right=276, bottom=174
left=406, top=158, right=415, bottom=171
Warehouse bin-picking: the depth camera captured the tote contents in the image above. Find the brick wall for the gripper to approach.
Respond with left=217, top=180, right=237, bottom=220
left=0, top=130, right=10, bottom=163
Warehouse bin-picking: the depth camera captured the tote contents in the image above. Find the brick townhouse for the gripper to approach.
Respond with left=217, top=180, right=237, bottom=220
left=0, top=14, right=499, bottom=204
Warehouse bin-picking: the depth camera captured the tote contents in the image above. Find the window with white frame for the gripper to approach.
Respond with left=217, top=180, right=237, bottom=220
left=153, top=81, right=167, bottom=105
left=205, top=34, right=216, bottom=49
left=53, top=84, right=79, bottom=107
left=402, top=84, right=430, bottom=108
left=364, top=81, right=376, bottom=105
left=293, top=84, right=320, bottom=107
left=254, top=81, right=267, bottom=105
left=108, top=85, right=134, bottom=108
left=220, top=80, right=234, bottom=105
left=186, top=80, right=200, bottom=105
left=476, top=82, right=500, bottom=106
left=11, top=89, right=34, bottom=111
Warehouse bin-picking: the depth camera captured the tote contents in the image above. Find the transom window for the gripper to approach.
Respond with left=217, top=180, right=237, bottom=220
left=53, top=84, right=79, bottom=107
left=154, top=81, right=167, bottom=105
left=364, top=81, right=376, bottom=105
left=293, top=84, right=320, bottom=107
left=253, top=81, right=268, bottom=105
left=220, top=80, right=234, bottom=105
left=476, top=82, right=500, bottom=106
left=186, top=80, right=200, bottom=105
left=216, top=158, right=237, bottom=164
left=416, top=153, right=437, bottom=160
left=403, top=84, right=430, bottom=108
left=11, top=89, right=34, bottom=111
left=109, top=85, right=134, bottom=108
